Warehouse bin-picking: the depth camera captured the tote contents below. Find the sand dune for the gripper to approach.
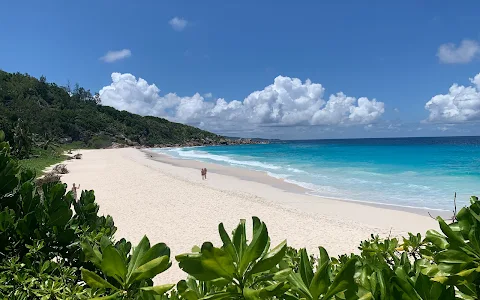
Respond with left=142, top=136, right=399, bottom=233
left=59, top=148, right=438, bottom=284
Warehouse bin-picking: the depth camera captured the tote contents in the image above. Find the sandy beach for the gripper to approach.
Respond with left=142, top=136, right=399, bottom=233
left=59, top=148, right=440, bottom=284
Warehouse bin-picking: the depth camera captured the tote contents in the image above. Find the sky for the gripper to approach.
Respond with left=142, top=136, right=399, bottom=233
left=1, top=1, right=480, bottom=139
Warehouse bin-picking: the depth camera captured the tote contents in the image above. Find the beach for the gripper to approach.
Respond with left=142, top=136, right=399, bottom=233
left=59, top=148, right=439, bottom=284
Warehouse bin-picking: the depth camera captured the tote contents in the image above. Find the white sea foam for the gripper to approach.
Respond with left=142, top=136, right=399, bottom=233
left=284, top=178, right=341, bottom=194
left=172, top=149, right=282, bottom=170
left=266, top=172, right=291, bottom=179
left=287, top=167, right=307, bottom=173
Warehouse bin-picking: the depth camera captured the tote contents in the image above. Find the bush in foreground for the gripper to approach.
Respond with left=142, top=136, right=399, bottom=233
left=1, top=131, right=480, bottom=299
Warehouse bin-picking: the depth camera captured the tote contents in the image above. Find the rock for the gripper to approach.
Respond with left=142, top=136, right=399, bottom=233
left=36, top=172, right=61, bottom=186
left=145, top=136, right=268, bottom=149
left=59, top=137, right=73, bottom=144
left=52, top=164, right=69, bottom=174
left=73, top=153, right=83, bottom=159
left=110, top=142, right=127, bottom=149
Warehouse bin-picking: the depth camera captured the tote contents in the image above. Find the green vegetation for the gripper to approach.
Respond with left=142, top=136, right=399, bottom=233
left=2, top=130, right=480, bottom=299
left=17, top=141, right=85, bottom=175
left=0, top=70, right=221, bottom=155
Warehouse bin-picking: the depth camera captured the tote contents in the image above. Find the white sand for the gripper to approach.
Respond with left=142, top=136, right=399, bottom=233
left=59, top=148, right=439, bottom=284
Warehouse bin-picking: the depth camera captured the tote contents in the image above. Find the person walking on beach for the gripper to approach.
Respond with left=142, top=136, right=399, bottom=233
left=72, top=183, right=80, bottom=200
left=201, top=168, right=205, bottom=180
left=204, top=168, right=208, bottom=180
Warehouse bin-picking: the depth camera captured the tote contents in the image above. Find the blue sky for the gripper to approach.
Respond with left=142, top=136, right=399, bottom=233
left=1, top=1, right=480, bottom=139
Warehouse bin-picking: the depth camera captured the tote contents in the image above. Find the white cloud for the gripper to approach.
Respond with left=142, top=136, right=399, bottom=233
left=100, top=49, right=132, bottom=63
left=437, top=40, right=480, bottom=64
left=99, top=73, right=385, bottom=133
left=169, top=17, right=188, bottom=31
left=425, top=73, right=480, bottom=122
left=204, top=92, right=213, bottom=98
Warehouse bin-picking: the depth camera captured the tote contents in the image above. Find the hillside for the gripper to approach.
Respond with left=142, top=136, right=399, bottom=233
left=0, top=70, right=222, bottom=149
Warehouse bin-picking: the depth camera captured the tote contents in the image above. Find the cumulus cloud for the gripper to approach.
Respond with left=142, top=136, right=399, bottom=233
left=425, top=73, right=480, bottom=122
left=99, top=73, right=385, bottom=132
left=204, top=92, right=213, bottom=98
left=169, top=17, right=188, bottom=31
left=437, top=40, right=480, bottom=64
left=100, top=49, right=132, bottom=63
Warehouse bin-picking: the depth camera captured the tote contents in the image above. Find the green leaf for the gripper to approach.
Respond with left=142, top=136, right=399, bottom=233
left=200, top=292, right=240, bottom=300
left=130, top=255, right=171, bottom=283
left=358, top=268, right=370, bottom=291
left=323, top=258, right=357, bottom=299
left=0, top=153, right=19, bottom=197
left=358, top=292, right=374, bottom=300
left=211, top=277, right=231, bottom=288
left=140, top=284, right=175, bottom=295
left=219, top=223, right=238, bottom=262
left=243, top=282, right=289, bottom=300
left=299, top=248, right=314, bottom=287
left=81, top=241, right=102, bottom=267
left=177, top=280, right=199, bottom=300
left=376, top=270, right=387, bottom=300
left=250, top=240, right=287, bottom=274
left=392, top=268, right=422, bottom=300
left=0, top=209, right=14, bottom=231
left=101, top=245, right=127, bottom=285
left=20, top=182, right=38, bottom=214
left=200, top=242, right=235, bottom=280
left=90, top=293, right=121, bottom=300
left=176, top=253, right=222, bottom=281
left=273, top=268, right=292, bottom=281
left=435, top=249, right=474, bottom=264
left=81, top=268, right=118, bottom=290
left=49, top=207, right=72, bottom=227
left=127, top=235, right=150, bottom=276
left=232, top=219, right=247, bottom=261
left=239, top=217, right=269, bottom=274
left=437, top=217, right=466, bottom=246
left=288, top=273, right=313, bottom=300
left=309, top=248, right=330, bottom=300
left=425, top=230, right=449, bottom=249
left=100, top=235, right=113, bottom=252
left=138, top=242, right=170, bottom=267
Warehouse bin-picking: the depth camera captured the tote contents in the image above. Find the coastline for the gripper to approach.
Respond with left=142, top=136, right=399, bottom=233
left=145, top=148, right=450, bottom=217
left=58, top=148, right=440, bottom=284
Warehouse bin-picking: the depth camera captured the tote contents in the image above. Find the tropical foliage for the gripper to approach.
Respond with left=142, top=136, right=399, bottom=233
left=0, top=70, right=221, bottom=155
left=2, top=130, right=480, bottom=299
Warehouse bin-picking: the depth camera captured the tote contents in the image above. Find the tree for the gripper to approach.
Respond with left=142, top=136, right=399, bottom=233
left=12, top=119, right=32, bottom=158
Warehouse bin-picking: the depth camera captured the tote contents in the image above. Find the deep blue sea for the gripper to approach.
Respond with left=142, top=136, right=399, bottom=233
left=154, top=137, right=480, bottom=211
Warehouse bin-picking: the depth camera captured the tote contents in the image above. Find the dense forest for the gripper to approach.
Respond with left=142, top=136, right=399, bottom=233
left=0, top=70, right=221, bottom=152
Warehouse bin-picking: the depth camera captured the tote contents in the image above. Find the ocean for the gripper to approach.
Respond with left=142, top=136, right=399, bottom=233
left=153, top=136, right=480, bottom=211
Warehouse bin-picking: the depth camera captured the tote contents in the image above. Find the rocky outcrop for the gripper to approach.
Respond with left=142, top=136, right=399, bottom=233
left=151, top=137, right=268, bottom=149
left=52, top=164, right=69, bottom=174
left=35, top=172, right=61, bottom=186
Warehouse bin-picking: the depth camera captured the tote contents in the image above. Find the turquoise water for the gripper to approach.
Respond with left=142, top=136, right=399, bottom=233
left=154, top=137, right=480, bottom=211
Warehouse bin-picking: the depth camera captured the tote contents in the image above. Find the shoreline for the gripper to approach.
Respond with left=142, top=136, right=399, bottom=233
left=58, top=148, right=440, bottom=284
left=145, top=148, right=450, bottom=217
